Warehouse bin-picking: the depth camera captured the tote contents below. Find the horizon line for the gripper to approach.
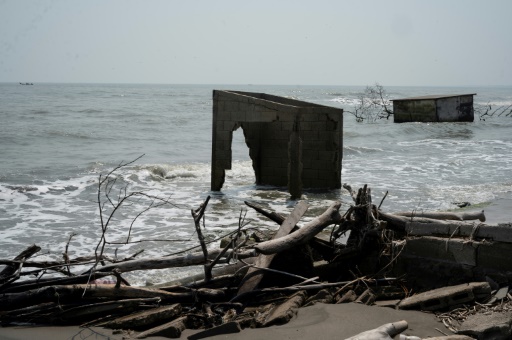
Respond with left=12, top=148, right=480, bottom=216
left=2, top=81, right=511, bottom=88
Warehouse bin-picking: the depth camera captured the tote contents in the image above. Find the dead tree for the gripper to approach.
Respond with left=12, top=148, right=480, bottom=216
left=0, top=245, right=41, bottom=290
left=85, top=155, right=187, bottom=284
left=347, top=83, right=394, bottom=122
left=476, top=102, right=512, bottom=121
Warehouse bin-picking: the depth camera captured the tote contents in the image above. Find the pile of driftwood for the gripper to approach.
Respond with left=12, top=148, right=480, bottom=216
left=0, top=184, right=490, bottom=338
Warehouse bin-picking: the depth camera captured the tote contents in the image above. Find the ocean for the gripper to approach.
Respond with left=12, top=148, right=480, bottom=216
left=1, top=83, right=511, bottom=285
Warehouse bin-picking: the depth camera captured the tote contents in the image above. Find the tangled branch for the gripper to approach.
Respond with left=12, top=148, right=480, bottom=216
left=476, top=102, right=512, bottom=120
left=346, top=83, right=393, bottom=122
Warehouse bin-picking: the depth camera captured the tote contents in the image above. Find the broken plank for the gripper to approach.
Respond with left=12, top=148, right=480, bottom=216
left=52, top=298, right=160, bottom=324
left=99, top=303, right=182, bottom=329
left=254, top=202, right=342, bottom=255
left=260, top=290, right=307, bottom=327
left=188, top=321, right=242, bottom=340
left=237, top=201, right=309, bottom=295
left=135, top=315, right=188, bottom=339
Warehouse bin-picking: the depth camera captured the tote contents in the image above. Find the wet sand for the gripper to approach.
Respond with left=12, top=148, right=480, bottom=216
left=474, top=191, right=512, bottom=225
left=0, top=303, right=451, bottom=340
left=183, top=303, right=452, bottom=339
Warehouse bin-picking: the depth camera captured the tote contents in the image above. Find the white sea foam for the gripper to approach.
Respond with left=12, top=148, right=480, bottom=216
left=328, top=97, right=360, bottom=106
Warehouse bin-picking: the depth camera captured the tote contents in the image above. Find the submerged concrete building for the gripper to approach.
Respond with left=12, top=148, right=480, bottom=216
left=211, top=90, right=343, bottom=198
left=392, top=94, right=476, bottom=123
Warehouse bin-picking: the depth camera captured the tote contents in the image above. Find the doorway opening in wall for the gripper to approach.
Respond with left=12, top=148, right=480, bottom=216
left=228, top=127, right=255, bottom=186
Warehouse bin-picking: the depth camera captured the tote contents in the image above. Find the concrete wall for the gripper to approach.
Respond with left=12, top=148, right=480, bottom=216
left=393, top=235, right=512, bottom=290
left=393, top=95, right=475, bottom=123
left=436, top=95, right=474, bottom=122
left=211, top=90, right=343, bottom=198
left=394, top=100, right=437, bottom=122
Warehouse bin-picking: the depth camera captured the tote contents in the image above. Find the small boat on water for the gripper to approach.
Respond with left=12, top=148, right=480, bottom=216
left=19, top=82, right=34, bottom=85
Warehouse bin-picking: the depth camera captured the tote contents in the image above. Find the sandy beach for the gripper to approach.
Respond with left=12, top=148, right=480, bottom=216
left=182, top=303, right=453, bottom=339
left=0, top=302, right=451, bottom=340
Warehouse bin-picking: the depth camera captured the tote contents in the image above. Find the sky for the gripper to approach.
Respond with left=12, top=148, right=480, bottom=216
left=0, top=0, right=511, bottom=86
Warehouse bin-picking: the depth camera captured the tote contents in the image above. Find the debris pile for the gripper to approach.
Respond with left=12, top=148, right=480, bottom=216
left=1, top=184, right=512, bottom=339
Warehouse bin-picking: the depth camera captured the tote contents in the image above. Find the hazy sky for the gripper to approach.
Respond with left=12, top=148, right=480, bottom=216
left=1, top=0, right=511, bottom=86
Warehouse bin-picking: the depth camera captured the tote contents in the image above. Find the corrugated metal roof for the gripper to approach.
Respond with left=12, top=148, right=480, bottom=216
left=391, top=93, right=476, bottom=101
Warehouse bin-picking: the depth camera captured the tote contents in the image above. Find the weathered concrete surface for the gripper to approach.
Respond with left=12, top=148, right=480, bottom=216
left=405, top=222, right=512, bottom=243
left=393, top=94, right=475, bottom=123
left=393, top=235, right=512, bottom=289
left=394, top=98, right=437, bottom=122
left=398, top=282, right=491, bottom=311
left=457, top=311, right=512, bottom=339
left=402, top=237, right=480, bottom=266
left=211, top=90, right=343, bottom=197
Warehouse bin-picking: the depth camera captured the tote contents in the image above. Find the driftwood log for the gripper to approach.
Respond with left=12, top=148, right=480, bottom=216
left=99, top=303, right=182, bottom=329
left=379, top=211, right=486, bottom=234
left=83, top=248, right=257, bottom=275
left=135, top=315, right=188, bottom=339
left=51, top=297, right=161, bottom=324
left=253, top=201, right=342, bottom=255
left=345, top=320, right=409, bottom=340
left=0, top=244, right=41, bottom=288
left=0, top=284, right=227, bottom=311
left=394, top=210, right=485, bottom=222
left=237, top=201, right=309, bottom=295
left=3, top=271, right=121, bottom=293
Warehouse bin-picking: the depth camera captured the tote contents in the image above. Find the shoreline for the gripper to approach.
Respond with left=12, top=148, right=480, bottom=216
left=0, top=193, right=510, bottom=340
left=468, top=191, right=512, bottom=225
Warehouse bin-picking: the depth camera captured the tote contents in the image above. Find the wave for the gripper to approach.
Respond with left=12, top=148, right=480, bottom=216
left=343, top=145, right=385, bottom=155
left=328, top=97, right=360, bottom=106
left=47, top=130, right=91, bottom=139
left=3, top=181, right=87, bottom=197
left=77, top=109, right=103, bottom=114
left=30, top=109, right=51, bottom=115
left=141, top=163, right=208, bottom=180
left=343, top=130, right=362, bottom=138
left=475, top=100, right=512, bottom=107
left=401, top=123, right=432, bottom=135
left=5, top=185, right=38, bottom=193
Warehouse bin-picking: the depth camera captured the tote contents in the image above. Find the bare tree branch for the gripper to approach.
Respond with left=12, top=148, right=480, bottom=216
left=192, top=196, right=212, bottom=282
left=346, top=83, right=393, bottom=122
left=475, top=102, right=512, bottom=120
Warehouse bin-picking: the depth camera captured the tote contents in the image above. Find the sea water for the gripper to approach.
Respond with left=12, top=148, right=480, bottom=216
left=1, top=83, right=511, bottom=285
